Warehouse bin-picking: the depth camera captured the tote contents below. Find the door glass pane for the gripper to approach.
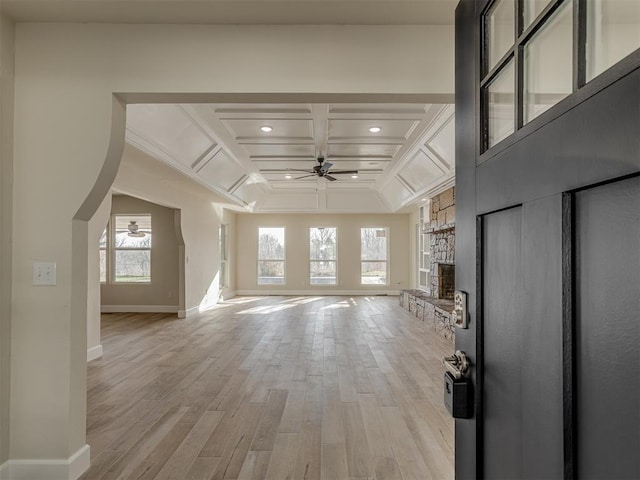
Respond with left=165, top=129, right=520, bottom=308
left=587, top=0, right=640, bottom=81
left=524, top=0, right=573, bottom=124
left=487, top=0, right=515, bottom=72
left=487, top=59, right=515, bottom=148
left=523, top=0, right=553, bottom=31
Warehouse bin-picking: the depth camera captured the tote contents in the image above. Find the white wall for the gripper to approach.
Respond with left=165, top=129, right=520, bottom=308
left=0, top=12, right=14, bottom=470
left=236, top=213, right=411, bottom=294
left=113, top=144, right=237, bottom=314
left=8, top=21, right=453, bottom=475
left=86, top=193, right=111, bottom=361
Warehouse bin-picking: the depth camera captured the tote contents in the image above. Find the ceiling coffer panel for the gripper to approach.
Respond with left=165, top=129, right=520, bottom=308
left=126, top=105, right=214, bottom=168
left=326, top=143, right=400, bottom=159
left=221, top=118, right=314, bottom=143
left=197, top=150, right=247, bottom=192
left=243, top=143, right=317, bottom=159
left=425, top=114, right=455, bottom=170
left=399, top=150, right=445, bottom=191
left=380, top=177, right=414, bottom=211
left=325, top=191, right=387, bottom=212
left=255, top=160, right=387, bottom=171
left=328, top=119, right=419, bottom=141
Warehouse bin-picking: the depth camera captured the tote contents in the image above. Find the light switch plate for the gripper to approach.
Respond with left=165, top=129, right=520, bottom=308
left=454, top=290, right=468, bottom=329
left=33, top=262, right=57, bottom=286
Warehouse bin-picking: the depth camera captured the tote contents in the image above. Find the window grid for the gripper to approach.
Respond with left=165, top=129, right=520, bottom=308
left=481, top=0, right=580, bottom=152
left=309, top=227, right=337, bottom=286
left=257, top=227, right=285, bottom=285
left=112, top=214, right=152, bottom=284
left=360, top=227, right=389, bottom=286
left=219, top=224, right=229, bottom=288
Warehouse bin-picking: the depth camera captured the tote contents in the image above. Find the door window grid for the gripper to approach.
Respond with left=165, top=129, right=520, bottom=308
left=481, top=0, right=640, bottom=153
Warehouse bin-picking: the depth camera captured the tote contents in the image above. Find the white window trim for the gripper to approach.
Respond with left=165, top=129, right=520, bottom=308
left=111, top=213, right=152, bottom=285
left=257, top=226, right=286, bottom=286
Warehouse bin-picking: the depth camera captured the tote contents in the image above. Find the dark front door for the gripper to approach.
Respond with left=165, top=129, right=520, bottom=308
left=454, top=1, right=640, bottom=479
left=574, top=176, right=640, bottom=479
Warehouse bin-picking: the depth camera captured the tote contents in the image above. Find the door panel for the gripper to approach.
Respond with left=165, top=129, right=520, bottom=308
left=483, top=206, right=523, bottom=479
left=521, top=197, right=563, bottom=478
left=482, top=198, right=564, bottom=479
left=575, top=176, right=640, bottom=479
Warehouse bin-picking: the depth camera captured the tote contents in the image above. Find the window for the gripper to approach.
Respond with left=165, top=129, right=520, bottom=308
left=361, top=227, right=389, bottom=285
left=481, top=0, right=640, bottom=153
left=219, top=224, right=229, bottom=288
left=310, top=227, right=337, bottom=285
left=113, top=215, right=152, bottom=283
left=99, top=227, right=107, bottom=283
left=258, top=227, right=285, bottom=285
left=587, top=0, right=640, bottom=81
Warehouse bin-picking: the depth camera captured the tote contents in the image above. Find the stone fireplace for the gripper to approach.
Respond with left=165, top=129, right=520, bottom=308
left=399, top=186, right=457, bottom=342
left=429, top=187, right=455, bottom=299
left=437, top=263, right=455, bottom=300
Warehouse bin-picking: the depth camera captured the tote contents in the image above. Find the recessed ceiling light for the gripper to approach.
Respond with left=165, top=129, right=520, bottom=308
left=368, top=162, right=379, bottom=166
left=369, top=126, right=381, bottom=133
left=351, top=174, right=359, bottom=179
left=285, top=174, right=292, bottom=179
left=260, top=125, right=273, bottom=132
left=421, top=198, right=427, bottom=202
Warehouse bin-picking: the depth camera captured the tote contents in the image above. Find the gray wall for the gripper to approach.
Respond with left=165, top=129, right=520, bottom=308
left=101, top=194, right=180, bottom=310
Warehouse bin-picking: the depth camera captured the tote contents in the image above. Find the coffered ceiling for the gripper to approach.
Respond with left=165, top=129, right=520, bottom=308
left=125, top=102, right=455, bottom=213
left=2, top=0, right=458, bottom=214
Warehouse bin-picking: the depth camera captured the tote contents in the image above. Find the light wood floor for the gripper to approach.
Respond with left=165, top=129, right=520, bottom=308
left=82, top=295, right=454, bottom=480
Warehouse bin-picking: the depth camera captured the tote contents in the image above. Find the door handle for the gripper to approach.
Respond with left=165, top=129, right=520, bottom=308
left=443, top=350, right=470, bottom=379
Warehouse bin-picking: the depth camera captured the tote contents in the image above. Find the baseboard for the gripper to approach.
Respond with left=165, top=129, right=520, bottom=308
left=87, top=344, right=103, bottom=362
left=1, top=444, right=90, bottom=480
left=101, top=305, right=178, bottom=313
left=178, top=306, right=199, bottom=318
left=235, top=290, right=399, bottom=296
left=221, top=290, right=237, bottom=300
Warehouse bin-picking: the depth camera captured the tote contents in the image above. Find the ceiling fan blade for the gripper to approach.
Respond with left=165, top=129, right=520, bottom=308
left=329, top=170, right=359, bottom=175
left=320, top=162, right=333, bottom=173
left=324, top=175, right=337, bottom=181
left=286, top=169, right=315, bottom=173
left=293, top=174, right=316, bottom=180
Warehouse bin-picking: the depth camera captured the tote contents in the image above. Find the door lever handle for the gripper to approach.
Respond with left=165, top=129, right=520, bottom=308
left=443, top=350, right=470, bottom=379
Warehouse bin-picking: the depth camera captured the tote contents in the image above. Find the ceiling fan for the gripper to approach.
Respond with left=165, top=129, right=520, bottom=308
left=287, top=157, right=359, bottom=181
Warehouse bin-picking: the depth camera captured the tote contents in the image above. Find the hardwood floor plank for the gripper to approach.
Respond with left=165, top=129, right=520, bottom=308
left=264, top=432, right=299, bottom=479
left=321, top=444, right=349, bottom=480
left=183, top=457, right=221, bottom=480
left=85, top=297, right=453, bottom=480
left=249, top=389, right=289, bottom=451
left=343, top=402, right=374, bottom=477
left=153, top=410, right=224, bottom=480
left=236, top=451, right=271, bottom=480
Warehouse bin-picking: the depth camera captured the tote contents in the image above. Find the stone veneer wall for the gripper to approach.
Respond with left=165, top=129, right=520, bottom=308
left=429, top=187, right=455, bottom=298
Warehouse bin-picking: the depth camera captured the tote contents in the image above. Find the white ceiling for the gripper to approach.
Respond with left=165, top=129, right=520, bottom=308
left=2, top=0, right=458, bottom=25
left=2, top=0, right=457, bottom=214
left=125, top=102, right=455, bottom=213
